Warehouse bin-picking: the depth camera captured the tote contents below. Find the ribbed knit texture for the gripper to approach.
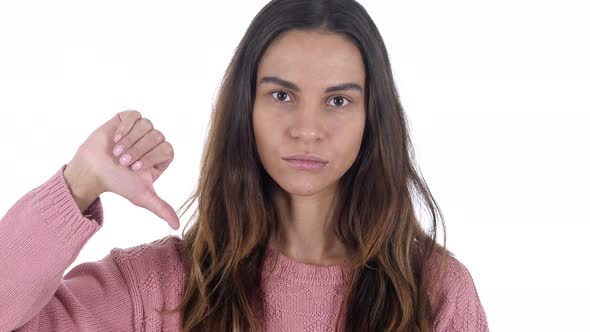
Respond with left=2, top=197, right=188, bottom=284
left=0, top=164, right=489, bottom=331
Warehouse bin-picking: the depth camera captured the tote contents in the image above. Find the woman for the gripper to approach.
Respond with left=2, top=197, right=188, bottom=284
left=0, top=0, right=488, bottom=331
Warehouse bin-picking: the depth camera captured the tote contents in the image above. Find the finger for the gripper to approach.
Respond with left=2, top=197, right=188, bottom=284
left=119, top=130, right=166, bottom=170
left=129, top=140, right=174, bottom=173
left=134, top=188, right=180, bottom=230
left=114, top=110, right=142, bottom=143
left=152, top=157, right=173, bottom=183
left=112, top=118, right=154, bottom=164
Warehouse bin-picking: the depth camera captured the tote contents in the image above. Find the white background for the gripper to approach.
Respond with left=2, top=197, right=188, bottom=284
left=1, top=1, right=588, bottom=330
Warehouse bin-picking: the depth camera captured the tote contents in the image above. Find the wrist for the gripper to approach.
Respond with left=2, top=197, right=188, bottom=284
left=63, top=163, right=103, bottom=212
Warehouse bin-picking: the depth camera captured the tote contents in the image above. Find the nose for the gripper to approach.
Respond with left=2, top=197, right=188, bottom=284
left=288, top=106, right=325, bottom=142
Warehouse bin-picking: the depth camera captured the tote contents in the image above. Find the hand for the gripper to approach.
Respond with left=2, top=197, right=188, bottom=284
left=65, top=110, right=180, bottom=230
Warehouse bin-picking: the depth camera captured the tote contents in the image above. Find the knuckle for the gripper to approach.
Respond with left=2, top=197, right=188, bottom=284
left=129, top=189, right=147, bottom=206
left=138, top=118, right=153, bottom=130
left=162, top=142, right=174, bottom=156
left=117, top=110, right=142, bottom=136
left=120, top=109, right=141, bottom=120
left=128, top=110, right=142, bottom=118
left=151, top=130, right=165, bottom=143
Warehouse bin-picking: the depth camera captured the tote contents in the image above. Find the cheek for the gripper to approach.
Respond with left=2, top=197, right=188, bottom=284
left=253, top=103, right=279, bottom=137
left=253, top=110, right=280, bottom=163
left=334, top=119, right=365, bottom=165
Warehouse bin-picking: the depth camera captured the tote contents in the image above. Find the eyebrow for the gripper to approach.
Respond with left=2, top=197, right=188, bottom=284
left=259, top=76, right=363, bottom=93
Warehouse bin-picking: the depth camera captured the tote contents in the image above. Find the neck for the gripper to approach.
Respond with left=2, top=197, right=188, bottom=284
left=269, top=183, right=349, bottom=266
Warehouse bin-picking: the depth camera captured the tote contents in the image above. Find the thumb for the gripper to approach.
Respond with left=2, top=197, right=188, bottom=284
left=134, top=189, right=180, bottom=230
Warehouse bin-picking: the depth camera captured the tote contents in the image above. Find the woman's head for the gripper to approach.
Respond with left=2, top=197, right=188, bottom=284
left=170, top=0, right=449, bottom=331
left=253, top=29, right=366, bottom=198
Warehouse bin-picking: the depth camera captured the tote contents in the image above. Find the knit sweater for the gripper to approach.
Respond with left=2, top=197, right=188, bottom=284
left=0, top=164, right=489, bottom=332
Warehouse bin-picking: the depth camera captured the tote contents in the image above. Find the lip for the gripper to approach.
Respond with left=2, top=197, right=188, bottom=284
left=282, top=154, right=328, bottom=163
left=282, top=154, right=328, bottom=171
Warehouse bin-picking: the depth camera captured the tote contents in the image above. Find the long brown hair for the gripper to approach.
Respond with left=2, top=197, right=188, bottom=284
left=161, top=0, right=452, bottom=330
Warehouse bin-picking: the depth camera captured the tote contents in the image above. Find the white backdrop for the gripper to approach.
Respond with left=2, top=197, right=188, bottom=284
left=1, top=1, right=588, bottom=330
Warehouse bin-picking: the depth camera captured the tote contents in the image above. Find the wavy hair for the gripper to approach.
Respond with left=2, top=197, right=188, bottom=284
left=161, top=0, right=451, bottom=330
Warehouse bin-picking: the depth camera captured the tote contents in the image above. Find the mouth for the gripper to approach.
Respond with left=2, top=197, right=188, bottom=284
left=282, top=154, right=328, bottom=171
left=282, top=153, right=328, bottom=163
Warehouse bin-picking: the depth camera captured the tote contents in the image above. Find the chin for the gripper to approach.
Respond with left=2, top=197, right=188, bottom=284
left=273, top=176, right=330, bottom=196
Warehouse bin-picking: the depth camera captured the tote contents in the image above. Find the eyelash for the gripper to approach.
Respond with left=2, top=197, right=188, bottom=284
left=270, top=90, right=351, bottom=108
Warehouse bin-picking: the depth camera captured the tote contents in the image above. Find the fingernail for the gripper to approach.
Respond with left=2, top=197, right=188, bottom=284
left=114, top=133, right=122, bottom=143
left=120, top=154, right=131, bottom=165
left=113, top=145, right=124, bottom=156
left=132, top=161, right=143, bottom=171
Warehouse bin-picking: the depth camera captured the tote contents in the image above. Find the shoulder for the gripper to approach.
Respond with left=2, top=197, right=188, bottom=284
left=426, top=250, right=490, bottom=332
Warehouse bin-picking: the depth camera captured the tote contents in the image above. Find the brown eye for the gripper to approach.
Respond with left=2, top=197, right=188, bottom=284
left=329, top=96, right=351, bottom=108
left=271, top=90, right=292, bottom=103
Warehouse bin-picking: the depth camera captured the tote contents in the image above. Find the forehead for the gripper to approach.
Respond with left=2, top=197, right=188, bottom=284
left=257, top=30, right=365, bottom=87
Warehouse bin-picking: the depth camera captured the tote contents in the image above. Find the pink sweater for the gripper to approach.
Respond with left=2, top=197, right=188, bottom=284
left=0, top=164, right=489, bottom=331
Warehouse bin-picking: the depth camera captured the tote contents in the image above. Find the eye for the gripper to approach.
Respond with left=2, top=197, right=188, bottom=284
left=328, top=96, right=351, bottom=108
left=271, top=90, right=352, bottom=109
left=271, top=90, right=292, bottom=103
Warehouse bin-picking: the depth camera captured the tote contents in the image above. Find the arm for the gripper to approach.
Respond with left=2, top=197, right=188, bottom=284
left=430, top=255, right=490, bottom=332
left=0, top=164, right=133, bottom=331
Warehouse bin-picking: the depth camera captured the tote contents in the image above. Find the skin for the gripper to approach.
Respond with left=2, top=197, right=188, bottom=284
left=253, top=29, right=366, bottom=266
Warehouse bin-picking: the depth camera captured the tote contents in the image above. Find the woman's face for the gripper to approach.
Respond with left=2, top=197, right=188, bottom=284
left=253, top=30, right=366, bottom=196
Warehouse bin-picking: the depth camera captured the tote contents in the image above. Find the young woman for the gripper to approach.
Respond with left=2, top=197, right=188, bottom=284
left=0, top=0, right=489, bottom=331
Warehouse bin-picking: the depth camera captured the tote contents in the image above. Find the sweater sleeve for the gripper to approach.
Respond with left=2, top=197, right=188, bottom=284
left=430, top=254, right=490, bottom=332
left=0, top=164, right=134, bottom=331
